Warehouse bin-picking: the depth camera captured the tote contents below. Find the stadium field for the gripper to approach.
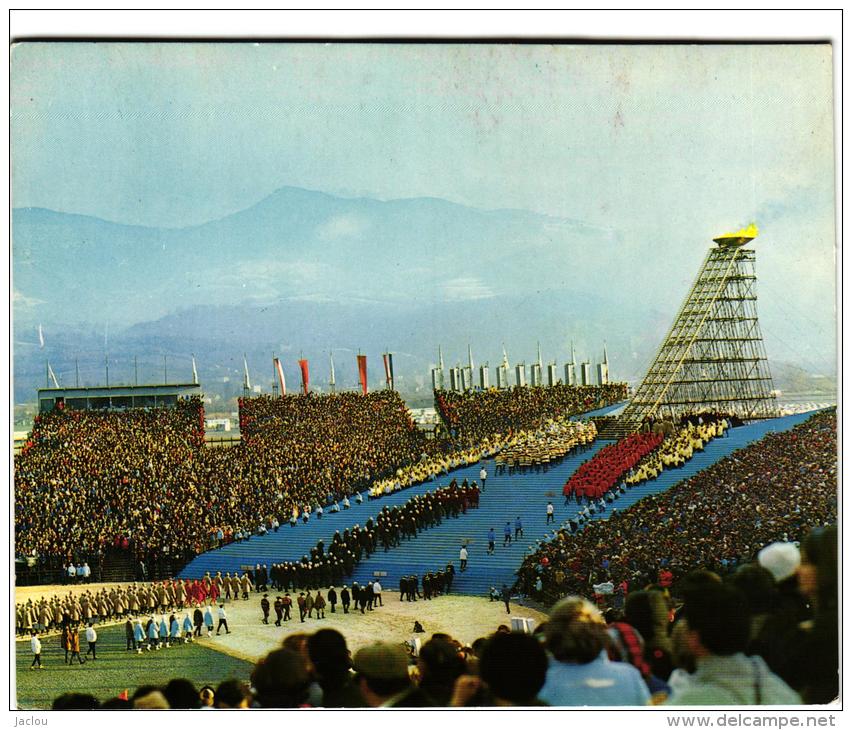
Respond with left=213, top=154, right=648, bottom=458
left=14, top=623, right=253, bottom=710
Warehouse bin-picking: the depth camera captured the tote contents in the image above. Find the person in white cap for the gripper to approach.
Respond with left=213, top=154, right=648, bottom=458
left=757, top=542, right=800, bottom=584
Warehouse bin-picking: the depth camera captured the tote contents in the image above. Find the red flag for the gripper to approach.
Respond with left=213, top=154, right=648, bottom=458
left=357, top=354, right=368, bottom=395
left=298, top=359, right=309, bottom=395
left=118, top=690, right=129, bottom=701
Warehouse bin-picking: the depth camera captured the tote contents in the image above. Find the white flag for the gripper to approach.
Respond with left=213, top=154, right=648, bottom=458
left=47, top=362, right=60, bottom=388
left=191, top=355, right=198, bottom=385
left=274, top=357, right=286, bottom=395
left=243, top=354, right=251, bottom=391
left=38, top=324, right=44, bottom=348
left=329, top=352, right=335, bottom=386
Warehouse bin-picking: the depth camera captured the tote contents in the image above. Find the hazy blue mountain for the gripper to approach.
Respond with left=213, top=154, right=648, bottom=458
left=14, top=185, right=795, bottom=404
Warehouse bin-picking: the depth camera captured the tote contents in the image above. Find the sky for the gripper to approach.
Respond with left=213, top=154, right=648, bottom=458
left=11, top=42, right=837, bottom=373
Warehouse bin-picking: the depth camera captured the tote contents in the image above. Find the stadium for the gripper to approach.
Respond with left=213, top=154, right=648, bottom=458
left=11, top=36, right=838, bottom=710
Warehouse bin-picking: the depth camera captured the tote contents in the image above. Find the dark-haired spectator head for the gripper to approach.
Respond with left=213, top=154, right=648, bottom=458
left=673, top=569, right=722, bottom=602
left=52, top=693, right=100, bottom=710
left=214, top=679, right=251, bottom=709
left=252, top=648, right=312, bottom=708
left=624, top=589, right=674, bottom=680
left=799, top=525, right=837, bottom=613
left=479, top=632, right=548, bottom=706
left=307, top=628, right=351, bottom=677
left=681, top=584, right=749, bottom=657
left=417, top=637, right=467, bottom=706
left=163, top=678, right=200, bottom=709
left=199, top=685, right=215, bottom=707
left=471, top=636, right=488, bottom=659
left=307, top=629, right=364, bottom=708
left=730, top=564, right=777, bottom=619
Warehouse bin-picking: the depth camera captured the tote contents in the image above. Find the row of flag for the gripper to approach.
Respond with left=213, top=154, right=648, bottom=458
left=249, top=352, right=394, bottom=396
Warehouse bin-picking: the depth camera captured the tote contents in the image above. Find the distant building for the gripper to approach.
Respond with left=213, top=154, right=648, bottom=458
left=36, top=382, right=202, bottom=414
left=530, top=363, right=542, bottom=387
left=496, top=366, right=509, bottom=389
left=205, top=418, right=232, bottom=432
left=547, top=363, right=559, bottom=386
left=515, top=364, right=527, bottom=388
left=479, top=365, right=490, bottom=389
left=580, top=362, right=592, bottom=386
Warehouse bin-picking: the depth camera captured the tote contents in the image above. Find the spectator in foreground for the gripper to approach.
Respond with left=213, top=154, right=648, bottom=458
left=786, top=525, right=839, bottom=704
left=213, top=679, right=251, bottom=709
left=251, top=648, right=313, bottom=708
left=464, top=631, right=549, bottom=706
left=306, top=629, right=365, bottom=708
left=416, top=637, right=467, bottom=706
left=666, top=584, right=801, bottom=705
left=539, top=596, right=651, bottom=706
left=353, top=642, right=434, bottom=707
left=52, top=693, right=100, bottom=710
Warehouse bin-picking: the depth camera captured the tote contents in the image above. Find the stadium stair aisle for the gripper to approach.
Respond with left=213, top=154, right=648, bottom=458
left=180, top=409, right=821, bottom=597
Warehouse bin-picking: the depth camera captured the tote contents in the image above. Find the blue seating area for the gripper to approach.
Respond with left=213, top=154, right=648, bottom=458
left=179, top=410, right=820, bottom=597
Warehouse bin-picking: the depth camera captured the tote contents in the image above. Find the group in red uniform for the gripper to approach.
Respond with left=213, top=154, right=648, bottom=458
left=563, top=432, right=664, bottom=501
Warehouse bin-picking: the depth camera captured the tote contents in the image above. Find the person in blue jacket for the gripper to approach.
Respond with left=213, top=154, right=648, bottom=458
left=204, top=605, right=215, bottom=637
left=133, top=618, right=145, bottom=654
left=182, top=613, right=194, bottom=643
left=487, top=528, right=496, bottom=555
left=159, top=615, right=169, bottom=647
left=147, top=616, right=159, bottom=650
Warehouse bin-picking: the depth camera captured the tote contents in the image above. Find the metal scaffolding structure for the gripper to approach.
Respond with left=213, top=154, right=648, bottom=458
left=617, top=232, right=778, bottom=433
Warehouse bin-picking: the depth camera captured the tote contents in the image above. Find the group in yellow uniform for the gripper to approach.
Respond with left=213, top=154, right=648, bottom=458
left=496, top=418, right=597, bottom=473
left=625, top=418, right=727, bottom=486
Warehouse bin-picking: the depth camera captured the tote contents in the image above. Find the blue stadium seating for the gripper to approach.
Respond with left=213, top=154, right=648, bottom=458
left=179, top=410, right=820, bottom=597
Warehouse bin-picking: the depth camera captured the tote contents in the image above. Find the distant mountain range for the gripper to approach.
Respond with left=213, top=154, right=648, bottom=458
left=11, top=186, right=835, bottom=405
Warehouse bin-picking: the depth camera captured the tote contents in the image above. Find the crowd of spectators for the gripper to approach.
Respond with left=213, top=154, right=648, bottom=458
left=15, top=399, right=206, bottom=569
left=434, top=383, right=627, bottom=444
left=520, top=409, right=837, bottom=603
left=15, top=392, right=444, bottom=572
left=239, top=391, right=434, bottom=498
left=41, top=520, right=838, bottom=707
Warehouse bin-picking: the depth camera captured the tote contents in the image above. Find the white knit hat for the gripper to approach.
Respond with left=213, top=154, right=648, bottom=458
left=758, top=542, right=801, bottom=582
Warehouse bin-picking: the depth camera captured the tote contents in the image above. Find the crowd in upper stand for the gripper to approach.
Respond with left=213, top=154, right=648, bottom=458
left=16, top=383, right=621, bottom=572
left=239, top=391, right=434, bottom=498
left=519, top=409, right=837, bottom=607
left=434, top=383, right=627, bottom=444
left=15, top=399, right=206, bottom=567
